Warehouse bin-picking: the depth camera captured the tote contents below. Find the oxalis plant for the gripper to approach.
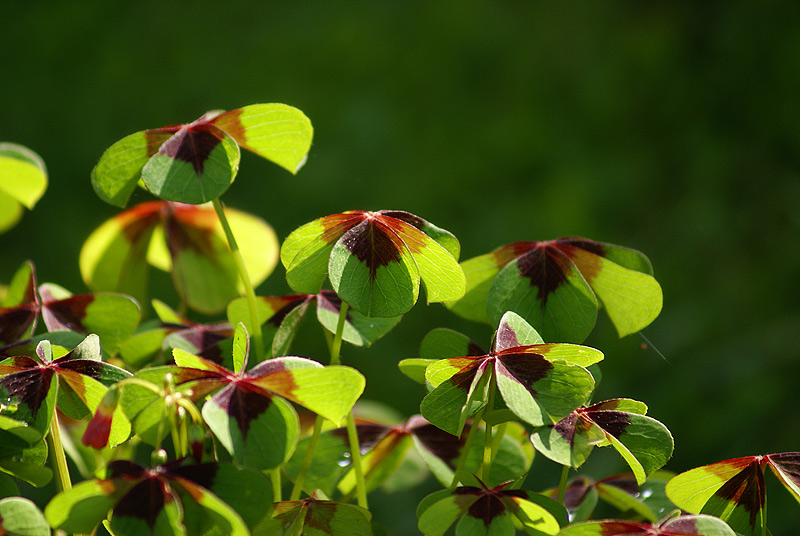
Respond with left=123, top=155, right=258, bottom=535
left=0, top=104, right=797, bottom=536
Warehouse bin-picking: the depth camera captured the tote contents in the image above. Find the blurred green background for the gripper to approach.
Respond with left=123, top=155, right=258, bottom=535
left=3, top=1, right=800, bottom=532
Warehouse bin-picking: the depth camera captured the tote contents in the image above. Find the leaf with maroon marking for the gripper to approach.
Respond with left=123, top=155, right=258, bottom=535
left=493, top=310, right=545, bottom=351
left=329, top=216, right=420, bottom=317
left=281, top=212, right=363, bottom=294
left=489, top=244, right=598, bottom=343
left=667, top=453, right=800, bottom=536
left=91, top=129, right=173, bottom=207
left=450, top=238, right=662, bottom=343
left=532, top=398, right=672, bottom=484
left=413, top=418, right=534, bottom=488
left=0, top=261, right=39, bottom=345
left=0, top=361, right=57, bottom=443
left=543, top=472, right=675, bottom=523
left=417, top=479, right=560, bottom=536
left=558, top=239, right=662, bottom=338
left=80, top=201, right=162, bottom=305
left=316, top=289, right=401, bottom=346
left=421, top=356, right=489, bottom=436
left=255, top=497, right=372, bottom=536
left=46, top=460, right=262, bottom=536
left=81, top=201, right=278, bottom=315
left=209, top=103, right=313, bottom=174
left=557, top=514, right=736, bottom=536
left=139, top=123, right=239, bottom=204
left=283, top=210, right=464, bottom=317
left=494, top=347, right=595, bottom=427
left=228, top=294, right=312, bottom=360
left=246, top=356, right=365, bottom=426
left=37, top=283, right=141, bottom=355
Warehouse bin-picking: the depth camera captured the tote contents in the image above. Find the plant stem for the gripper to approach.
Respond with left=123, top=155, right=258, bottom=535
left=211, top=198, right=265, bottom=361
left=290, top=415, right=324, bottom=500
left=557, top=465, right=570, bottom=504
left=449, top=406, right=487, bottom=488
left=328, top=302, right=348, bottom=367
left=329, top=302, right=368, bottom=508
left=271, top=470, right=282, bottom=503
left=345, top=412, right=368, bottom=509
left=480, top=374, right=496, bottom=482
left=48, top=412, right=72, bottom=492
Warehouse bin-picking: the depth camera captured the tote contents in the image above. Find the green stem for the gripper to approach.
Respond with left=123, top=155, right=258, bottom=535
left=449, top=405, right=487, bottom=488
left=330, top=302, right=368, bottom=508
left=290, top=415, right=325, bottom=500
left=557, top=465, right=570, bottom=504
left=211, top=198, right=265, bottom=362
left=48, top=412, right=72, bottom=493
left=346, top=412, right=368, bottom=509
left=480, top=374, right=496, bottom=482
left=271, top=470, right=283, bottom=503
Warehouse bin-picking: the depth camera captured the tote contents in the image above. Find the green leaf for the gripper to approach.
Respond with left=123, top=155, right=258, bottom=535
left=202, top=387, right=299, bottom=470
left=141, top=124, right=240, bottom=204
left=328, top=225, right=420, bottom=317
left=0, top=497, right=50, bottom=536
left=46, top=478, right=127, bottom=534
left=494, top=311, right=544, bottom=350
left=398, top=358, right=435, bottom=384
left=232, top=323, right=248, bottom=374
left=0, top=143, right=47, bottom=233
left=0, top=457, right=52, bottom=488
left=420, top=328, right=484, bottom=360
left=209, top=103, right=314, bottom=174
left=316, top=291, right=402, bottom=347
left=249, top=358, right=366, bottom=426
left=91, top=130, right=172, bottom=207
left=254, top=498, right=372, bottom=536
left=281, top=215, right=353, bottom=295
left=566, top=246, right=662, bottom=337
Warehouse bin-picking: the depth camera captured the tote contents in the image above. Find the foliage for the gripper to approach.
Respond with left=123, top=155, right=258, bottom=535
left=0, top=105, right=795, bottom=536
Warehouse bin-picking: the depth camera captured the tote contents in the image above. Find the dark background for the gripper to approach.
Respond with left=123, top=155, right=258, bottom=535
left=3, top=2, right=799, bottom=532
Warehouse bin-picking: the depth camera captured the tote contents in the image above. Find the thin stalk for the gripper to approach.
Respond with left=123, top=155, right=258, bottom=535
left=449, top=405, right=487, bottom=488
left=345, top=412, right=368, bottom=509
left=557, top=465, right=570, bottom=504
left=290, top=415, right=325, bottom=500
left=328, top=302, right=348, bottom=366
left=480, top=376, right=496, bottom=482
left=271, top=470, right=282, bottom=503
left=48, top=412, right=72, bottom=492
left=211, top=198, right=264, bottom=361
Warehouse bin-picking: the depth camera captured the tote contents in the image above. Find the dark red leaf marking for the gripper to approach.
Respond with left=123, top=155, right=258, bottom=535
left=42, top=295, right=94, bottom=333
left=713, top=459, right=765, bottom=529
left=163, top=210, right=214, bottom=257
left=661, top=516, right=701, bottom=533
left=267, top=295, right=313, bottom=327
left=586, top=410, right=632, bottom=439
left=0, top=368, right=54, bottom=418
left=167, top=462, right=220, bottom=491
left=598, top=474, right=641, bottom=496
left=411, top=422, right=464, bottom=467
left=597, top=521, right=650, bottom=535
left=217, top=383, right=273, bottom=438
left=378, top=210, right=426, bottom=229
left=491, top=241, right=538, bottom=269
left=515, top=244, right=577, bottom=305
left=115, top=201, right=164, bottom=242
left=553, top=412, right=580, bottom=442
left=0, top=306, right=38, bottom=345
left=145, top=128, right=179, bottom=156
left=331, top=423, right=390, bottom=450
left=767, top=452, right=800, bottom=488
left=304, top=498, right=336, bottom=531
left=495, top=351, right=553, bottom=391
left=556, top=238, right=607, bottom=258
left=559, top=476, right=594, bottom=511
left=447, top=360, right=483, bottom=391
left=113, top=476, right=171, bottom=528
left=454, top=485, right=526, bottom=527
left=159, top=125, right=223, bottom=176
left=342, top=218, right=404, bottom=278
